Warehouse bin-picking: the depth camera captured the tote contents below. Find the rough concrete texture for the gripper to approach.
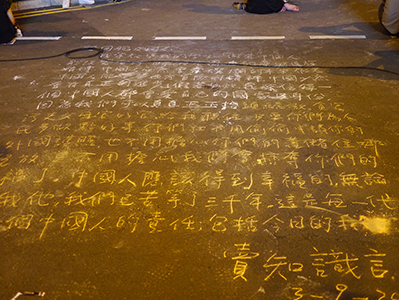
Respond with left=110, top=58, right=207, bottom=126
left=1, top=0, right=399, bottom=299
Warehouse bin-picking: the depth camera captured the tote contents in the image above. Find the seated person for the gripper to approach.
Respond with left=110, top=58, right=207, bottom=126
left=233, top=0, right=299, bottom=14
left=1, top=0, right=21, bottom=44
left=378, top=0, right=399, bottom=36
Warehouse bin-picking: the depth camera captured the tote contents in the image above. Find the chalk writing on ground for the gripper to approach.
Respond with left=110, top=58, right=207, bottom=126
left=1, top=46, right=398, bottom=299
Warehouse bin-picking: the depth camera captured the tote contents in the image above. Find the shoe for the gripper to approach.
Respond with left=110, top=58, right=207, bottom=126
left=7, top=37, right=17, bottom=45
left=233, top=2, right=245, bottom=10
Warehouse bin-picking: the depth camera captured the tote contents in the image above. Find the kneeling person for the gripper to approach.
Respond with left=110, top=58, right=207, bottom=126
left=1, top=0, right=19, bottom=44
left=234, top=0, right=299, bottom=14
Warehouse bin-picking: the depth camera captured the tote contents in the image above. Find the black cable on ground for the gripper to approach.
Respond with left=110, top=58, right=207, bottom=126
left=65, top=47, right=104, bottom=59
left=0, top=47, right=398, bottom=78
left=0, top=47, right=103, bottom=62
left=101, top=57, right=399, bottom=77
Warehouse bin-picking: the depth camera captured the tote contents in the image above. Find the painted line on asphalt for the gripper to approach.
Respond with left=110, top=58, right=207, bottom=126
left=154, top=36, right=207, bottom=40
left=81, top=36, right=133, bottom=40
left=231, top=36, right=285, bottom=40
left=17, top=36, right=62, bottom=40
left=14, top=35, right=371, bottom=42
left=309, top=35, right=367, bottom=39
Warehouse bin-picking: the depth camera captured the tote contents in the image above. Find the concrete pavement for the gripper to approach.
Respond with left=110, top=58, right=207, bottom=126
left=1, top=0, right=399, bottom=299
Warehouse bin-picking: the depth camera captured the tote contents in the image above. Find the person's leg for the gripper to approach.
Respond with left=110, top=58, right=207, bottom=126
left=379, top=1, right=393, bottom=35
left=7, top=8, right=15, bottom=25
left=379, top=0, right=399, bottom=35
left=7, top=7, right=22, bottom=36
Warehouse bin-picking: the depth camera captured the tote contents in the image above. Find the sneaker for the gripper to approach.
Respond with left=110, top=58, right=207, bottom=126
left=7, top=37, right=17, bottom=44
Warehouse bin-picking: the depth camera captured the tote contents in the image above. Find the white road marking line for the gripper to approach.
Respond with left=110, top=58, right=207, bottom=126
left=231, top=36, right=285, bottom=40
left=309, top=35, right=366, bottom=39
left=17, top=36, right=62, bottom=40
left=154, top=36, right=207, bottom=40
left=81, top=36, right=133, bottom=40
left=16, top=35, right=370, bottom=42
